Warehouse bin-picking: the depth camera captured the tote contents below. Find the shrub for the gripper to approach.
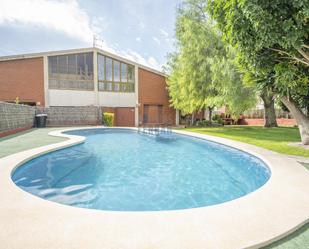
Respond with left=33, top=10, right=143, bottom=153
left=196, top=119, right=223, bottom=127
left=196, top=120, right=212, bottom=127
left=103, top=112, right=114, bottom=126
left=212, top=114, right=224, bottom=125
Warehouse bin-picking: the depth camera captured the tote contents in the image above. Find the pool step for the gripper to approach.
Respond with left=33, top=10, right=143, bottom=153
left=138, top=126, right=172, bottom=137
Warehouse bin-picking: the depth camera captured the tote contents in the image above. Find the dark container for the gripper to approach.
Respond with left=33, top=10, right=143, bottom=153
left=35, top=114, right=47, bottom=128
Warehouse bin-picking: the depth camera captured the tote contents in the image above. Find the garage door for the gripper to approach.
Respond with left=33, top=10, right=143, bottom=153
left=143, top=105, right=163, bottom=124
left=115, top=107, right=135, bottom=127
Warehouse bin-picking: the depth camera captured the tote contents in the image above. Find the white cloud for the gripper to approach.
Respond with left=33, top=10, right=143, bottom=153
left=136, top=37, right=141, bottom=42
left=95, top=39, right=162, bottom=71
left=159, top=28, right=169, bottom=38
left=0, top=0, right=97, bottom=43
left=91, top=16, right=109, bottom=35
left=0, top=0, right=163, bottom=71
left=147, top=56, right=161, bottom=69
left=138, top=21, right=146, bottom=29
left=152, top=36, right=161, bottom=45
left=119, top=49, right=162, bottom=71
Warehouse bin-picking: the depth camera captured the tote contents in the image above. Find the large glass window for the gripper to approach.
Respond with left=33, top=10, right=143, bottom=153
left=68, top=54, right=76, bottom=78
left=106, top=57, right=113, bottom=81
left=114, top=61, right=120, bottom=82
left=121, top=63, right=127, bottom=82
left=98, top=55, right=105, bottom=81
left=97, top=54, right=135, bottom=92
left=48, top=52, right=94, bottom=90
left=128, top=65, right=135, bottom=83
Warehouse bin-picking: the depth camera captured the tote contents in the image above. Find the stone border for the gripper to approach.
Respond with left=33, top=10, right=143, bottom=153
left=0, top=127, right=308, bottom=249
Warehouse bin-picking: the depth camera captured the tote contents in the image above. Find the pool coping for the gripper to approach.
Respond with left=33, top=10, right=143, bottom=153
left=0, top=126, right=308, bottom=249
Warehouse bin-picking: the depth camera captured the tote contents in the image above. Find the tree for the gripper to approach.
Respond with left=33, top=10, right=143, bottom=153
left=243, top=71, right=278, bottom=127
left=167, top=0, right=256, bottom=123
left=209, top=0, right=309, bottom=143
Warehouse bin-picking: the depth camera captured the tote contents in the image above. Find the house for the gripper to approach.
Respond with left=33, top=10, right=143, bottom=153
left=0, top=47, right=179, bottom=127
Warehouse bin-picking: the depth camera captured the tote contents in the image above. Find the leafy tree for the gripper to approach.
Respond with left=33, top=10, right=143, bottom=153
left=167, top=0, right=256, bottom=124
left=209, top=0, right=309, bottom=144
left=243, top=71, right=278, bottom=127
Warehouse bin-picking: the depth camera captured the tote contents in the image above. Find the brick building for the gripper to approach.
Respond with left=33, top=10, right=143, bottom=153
left=0, top=48, right=179, bottom=127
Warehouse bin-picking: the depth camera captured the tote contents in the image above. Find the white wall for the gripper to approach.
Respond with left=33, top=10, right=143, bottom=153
left=49, top=90, right=96, bottom=106
left=48, top=90, right=137, bottom=107
left=98, top=92, right=136, bottom=107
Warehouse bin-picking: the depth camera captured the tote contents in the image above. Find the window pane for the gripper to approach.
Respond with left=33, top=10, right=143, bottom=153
left=77, top=54, right=85, bottom=79
left=85, top=53, right=93, bottom=79
left=98, top=54, right=105, bottom=81
left=98, top=82, right=104, bottom=91
left=48, top=56, right=58, bottom=76
left=68, top=54, right=76, bottom=74
left=114, top=60, right=120, bottom=82
left=58, top=55, right=68, bottom=79
left=106, top=57, right=113, bottom=81
left=128, top=65, right=135, bottom=83
left=114, top=83, right=120, bottom=91
left=106, top=82, right=112, bottom=91
left=121, top=63, right=127, bottom=82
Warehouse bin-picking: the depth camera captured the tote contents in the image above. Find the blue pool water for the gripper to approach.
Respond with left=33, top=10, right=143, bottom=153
left=12, top=129, right=270, bottom=211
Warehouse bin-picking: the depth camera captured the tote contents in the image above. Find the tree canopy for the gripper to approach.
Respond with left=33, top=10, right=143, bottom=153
left=167, top=0, right=256, bottom=117
left=208, top=0, right=309, bottom=94
left=208, top=0, right=309, bottom=143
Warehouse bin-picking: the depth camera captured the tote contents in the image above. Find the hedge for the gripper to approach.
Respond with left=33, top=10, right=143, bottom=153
left=103, top=112, right=114, bottom=126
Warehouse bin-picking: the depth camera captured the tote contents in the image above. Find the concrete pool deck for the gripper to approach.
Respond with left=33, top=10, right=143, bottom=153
left=0, top=127, right=308, bottom=249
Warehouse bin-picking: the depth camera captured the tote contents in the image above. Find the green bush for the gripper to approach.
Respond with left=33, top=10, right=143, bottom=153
left=103, top=112, right=114, bottom=126
left=196, top=120, right=212, bottom=127
left=196, top=119, right=223, bottom=127
left=212, top=114, right=224, bottom=125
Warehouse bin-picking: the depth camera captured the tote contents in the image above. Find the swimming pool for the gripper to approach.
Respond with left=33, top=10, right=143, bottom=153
left=12, top=128, right=270, bottom=211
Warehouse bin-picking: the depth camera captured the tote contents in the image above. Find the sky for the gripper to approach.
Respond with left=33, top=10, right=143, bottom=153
left=0, top=0, right=182, bottom=70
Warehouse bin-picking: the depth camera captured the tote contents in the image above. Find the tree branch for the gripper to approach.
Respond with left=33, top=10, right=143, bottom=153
left=297, top=48, right=309, bottom=62
left=302, top=44, right=309, bottom=49
left=269, top=48, right=309, bottom=67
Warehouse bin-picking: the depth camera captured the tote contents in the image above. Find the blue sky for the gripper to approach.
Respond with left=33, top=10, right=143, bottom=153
left=0, top=0, right=181, bottom=70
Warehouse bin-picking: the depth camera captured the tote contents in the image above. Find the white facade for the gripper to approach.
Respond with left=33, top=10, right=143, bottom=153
left=98, top=92, right=136, bottom=107
left=48, top=90, right=96, bottom=106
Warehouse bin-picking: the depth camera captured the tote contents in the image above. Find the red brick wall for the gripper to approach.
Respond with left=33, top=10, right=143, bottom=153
left=0, top=57, right=45, bottom=106
left=102, top=107, right=135, bottom=127
left=240, top=118, right=297, bottom=126
left=138, top=68, right=175, bottom=125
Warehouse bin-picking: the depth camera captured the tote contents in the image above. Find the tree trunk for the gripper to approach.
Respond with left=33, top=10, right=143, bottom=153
left=260, top=90, right=278, bottom=128
left=208, top=106, right=213, bottom=125
left=190, top=112, right=195, bottom=126
left=281, top=96, right=309, bottom=145
left=204, top=108, right=208, bottom=120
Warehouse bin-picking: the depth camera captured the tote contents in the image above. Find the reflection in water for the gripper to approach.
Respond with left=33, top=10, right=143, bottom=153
left=12, top=129, right=270, bottom=211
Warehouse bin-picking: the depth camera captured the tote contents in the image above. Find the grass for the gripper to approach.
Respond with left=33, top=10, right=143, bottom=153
left=185, top=126, right=309, bottom=157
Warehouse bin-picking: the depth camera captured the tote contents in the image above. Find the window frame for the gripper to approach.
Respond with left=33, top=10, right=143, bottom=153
left=48, top=52, right=94, bottom=91
left=97, top=53, right=135, bottom=93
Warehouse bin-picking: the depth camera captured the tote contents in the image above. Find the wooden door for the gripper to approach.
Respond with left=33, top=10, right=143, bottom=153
left=143, top=105, right=163, bottom=124
left=115, top=107, right=135, bottom=127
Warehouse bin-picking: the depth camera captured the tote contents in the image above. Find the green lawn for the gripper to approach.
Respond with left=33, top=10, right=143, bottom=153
left=185, top=126, right=309, bottom=157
